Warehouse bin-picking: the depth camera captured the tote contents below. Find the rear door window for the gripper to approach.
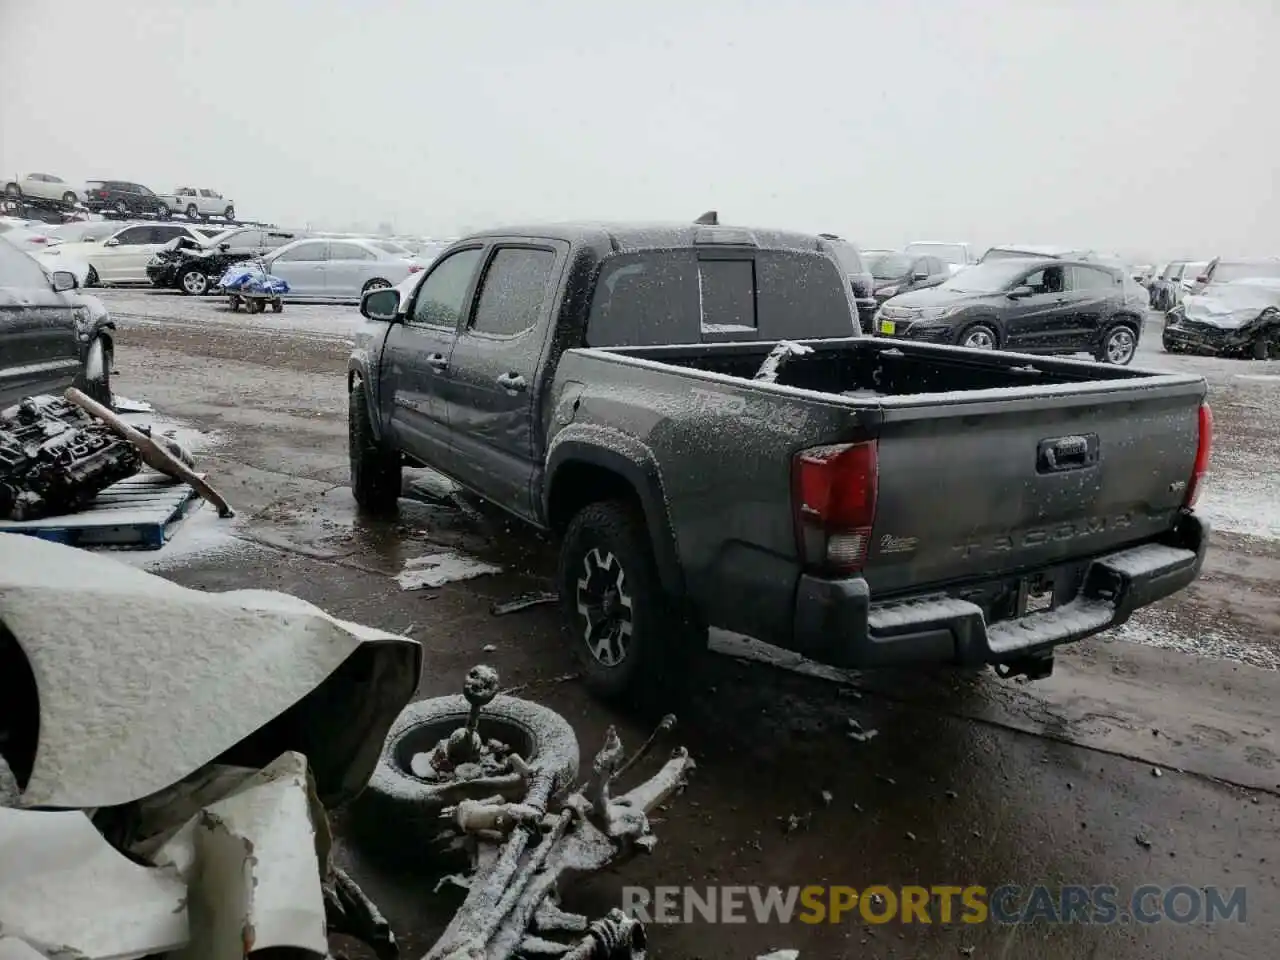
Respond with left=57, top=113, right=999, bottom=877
left=329, top=242, right=375, bottom=260
left=469, top=247, right=558, bottom=336
left=1071, top=266, right=1117, bottom=290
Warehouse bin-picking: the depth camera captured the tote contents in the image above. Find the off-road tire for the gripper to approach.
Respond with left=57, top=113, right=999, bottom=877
left=349, top=380, right=401, bottom=512
left=349, top=693, right=579, bottom=862
left=558, top=499, right=705, bottom=704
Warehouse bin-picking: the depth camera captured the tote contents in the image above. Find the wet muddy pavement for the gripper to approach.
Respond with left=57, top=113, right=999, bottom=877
left=102, top=291, right=1278, bottom=958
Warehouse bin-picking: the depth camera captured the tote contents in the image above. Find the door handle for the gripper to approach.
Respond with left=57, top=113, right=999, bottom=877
left=497, top=372, right=527, bottom=392
left=426, top=353, right=449, bottom=372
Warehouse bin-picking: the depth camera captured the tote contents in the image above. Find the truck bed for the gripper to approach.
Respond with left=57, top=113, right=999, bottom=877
left=559, top=337, right=1206, bottom=645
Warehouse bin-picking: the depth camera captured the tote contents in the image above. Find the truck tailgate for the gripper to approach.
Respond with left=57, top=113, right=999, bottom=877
left=866, top=378, right=1206, bottom=596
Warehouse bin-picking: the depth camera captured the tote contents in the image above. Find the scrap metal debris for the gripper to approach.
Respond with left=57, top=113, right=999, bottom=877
left=0, top=395, right=141, bottom=521
left=491, top=591, right=559, bottom=615
left=847, top=717, right=879, bottom=743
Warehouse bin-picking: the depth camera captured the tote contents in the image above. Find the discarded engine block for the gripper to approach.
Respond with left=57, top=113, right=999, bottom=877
left=0, top=395, right=142, bottom=521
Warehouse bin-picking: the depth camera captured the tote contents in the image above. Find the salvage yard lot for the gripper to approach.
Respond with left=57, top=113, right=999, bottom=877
left=100, top=288, right=1279, bottom=958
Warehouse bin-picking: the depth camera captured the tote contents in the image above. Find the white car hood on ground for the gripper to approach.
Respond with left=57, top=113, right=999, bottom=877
left=0, top=532, right=420, bottom=809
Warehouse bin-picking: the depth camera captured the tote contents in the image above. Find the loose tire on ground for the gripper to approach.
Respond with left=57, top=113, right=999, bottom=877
left=558, top=499, right=706, bottom=704
left=348, top=693, right=579, bottom=860
left=349, top=380, right=401, bottom=512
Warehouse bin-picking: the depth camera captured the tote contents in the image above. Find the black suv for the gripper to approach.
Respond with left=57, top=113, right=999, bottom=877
left=84, top=181, right=170, bottom=218
left=873, top=258, right=1146, bottom=364
left=865, top=251, right=951, bottom=303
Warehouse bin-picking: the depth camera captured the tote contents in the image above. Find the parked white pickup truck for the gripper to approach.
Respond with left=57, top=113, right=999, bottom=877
left=161, top=187, right=235, bottom=221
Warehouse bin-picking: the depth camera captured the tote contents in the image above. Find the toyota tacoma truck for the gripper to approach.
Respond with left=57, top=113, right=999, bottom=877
left=348, top=222, right=1211, bottom=700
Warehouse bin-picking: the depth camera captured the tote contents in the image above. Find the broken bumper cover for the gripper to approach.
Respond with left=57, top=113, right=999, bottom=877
left=146, top=260, right=181, bottom=286
left=1163, top=317, right=1259, bottom=354
left=792, top=512, right=1208, bottom=667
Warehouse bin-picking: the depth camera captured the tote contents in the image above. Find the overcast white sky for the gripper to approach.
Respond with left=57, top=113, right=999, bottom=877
left=2, top=0, right=1276, bottom=259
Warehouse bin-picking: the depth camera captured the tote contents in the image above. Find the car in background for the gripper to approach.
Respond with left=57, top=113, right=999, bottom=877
left=46, top=220, right=138, bottom=245
left=874, top=257, right=1146, bottom=363
left=262, top=237, right=424, bottom=301
left=904, top=240, right=976, bottom=274
left=979, top=244, right=1094, bottom=263
left=44, top=222, right=208, bottom=286
left=83, top=180, right=172, bottom=218
left=160, top=187, right=236, bottom=222
left=395, top=239, right=451, bottom=263
left=147, top=226, right=301, bottom=295
left=0, top=234, right=115, bottom=407
left=1165, top=278, right=1280, bottom=359
left=817, top=233, right=877, bottom=331
left=1149, top=261, right=1185, bottom=311
left=1193, top=257, right=1280, bottom=295
left=865, top=250, right=951, bottom=302
left=3, top=173, right=82, bottom=208
left=1172, top=261, right=1209, bottom=307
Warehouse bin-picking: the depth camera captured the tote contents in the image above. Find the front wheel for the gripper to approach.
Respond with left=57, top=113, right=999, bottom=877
left=156, top=203, right=170, bottom=220
left=114, top=200, right=129, bottom=216
left=958, top=323, right=998, bottom=350
left=349, top=380, right=401, bottom=512
left=61, top=191, right=78, bottom=206
left=180, top=268, right=210, bottom=296
left=558, top=499, right=705, bottom=703
left=186, top=204, right=199, bottom=219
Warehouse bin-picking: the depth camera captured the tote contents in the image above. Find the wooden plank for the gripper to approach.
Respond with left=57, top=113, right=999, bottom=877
left=0, top=471, right=202, bottom=548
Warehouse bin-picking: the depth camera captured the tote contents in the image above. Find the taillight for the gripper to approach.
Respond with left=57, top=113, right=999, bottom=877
left=792, top=440, right=879, bottom=574
left=1183, top=402, right=1213, bottom=509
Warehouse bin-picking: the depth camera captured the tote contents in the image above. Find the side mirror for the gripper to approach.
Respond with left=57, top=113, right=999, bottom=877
left=911, top=269, right=929, bottom=281
left=218, top=243, right=230, bottom=252
left=50, top=270, right=78, bottom=292
left=1008, top=285, right=1035, bottom=300
left=361, top=287, right=401, bottom=322
left=1196, top=275, right=1209, bottom=284
left=103, top=238, right=119, bottom=247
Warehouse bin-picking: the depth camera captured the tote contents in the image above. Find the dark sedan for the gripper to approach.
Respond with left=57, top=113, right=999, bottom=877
left=873, top=258, right=1147, bottom=364
left=865, top=251, right=950, bottom=303
left=1164, top=279, right=1280, bottom=359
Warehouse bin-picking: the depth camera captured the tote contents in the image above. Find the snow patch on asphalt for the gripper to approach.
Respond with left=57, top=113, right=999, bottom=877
left=395, top=551, right=503, bottom=590
left=1107, top=607, right=1279, bottom=671
left=1195, top=448, right=1280, bottom=542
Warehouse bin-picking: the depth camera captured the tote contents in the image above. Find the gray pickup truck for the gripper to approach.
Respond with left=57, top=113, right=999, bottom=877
left=349, top=222, right=1211, bottom=700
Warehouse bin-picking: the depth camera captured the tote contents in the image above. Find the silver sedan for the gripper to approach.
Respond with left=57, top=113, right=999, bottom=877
left=262, top=238, right=423, bottom=301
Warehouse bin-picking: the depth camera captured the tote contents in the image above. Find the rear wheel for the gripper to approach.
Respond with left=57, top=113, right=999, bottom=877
left=958, top=323, right=998, bottom=350
left=363, top=278, right=392, bottom=294
left=224, top=206, right=235, bottom=220
left=349, top=380, right=401, bottom=512
left=186, top=204, right=199, bottom=219
left=114, top=200, right=129, bottom=216
left=558, top=499, right=706, bottom=703
left=85, top=266, right=99, bottom=288
left=61, top=191, right=77, bottom=206
left=156, top=203, right=170, bottom=220
left=1097, top=322, right=1138, bottom=365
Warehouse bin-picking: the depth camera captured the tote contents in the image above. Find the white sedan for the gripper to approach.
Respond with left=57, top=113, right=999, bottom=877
left=263, top=237, right=423, bottom=301
left=41, top=222, right=207, bottom=286
left=3, top=172, right=83, bottom=207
